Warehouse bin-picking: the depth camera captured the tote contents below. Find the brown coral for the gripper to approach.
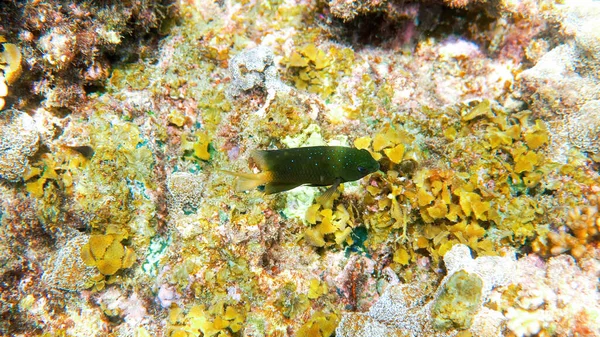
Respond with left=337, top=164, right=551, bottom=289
left=546, top=192, right=600, bottom=259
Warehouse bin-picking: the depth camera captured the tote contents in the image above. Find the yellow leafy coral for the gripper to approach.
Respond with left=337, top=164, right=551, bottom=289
left=304, top=203, right=354, bottom=247
left=80, top=228, right=136, bottom=276
left=284, top=43, right=354, bottom=97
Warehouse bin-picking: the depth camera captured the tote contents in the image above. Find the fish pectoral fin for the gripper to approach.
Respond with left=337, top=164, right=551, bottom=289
left=219, top=170, right=272, bottom=192
left=263, top=182, right=303, bottom=194
left=316, top=179, right=342, bottom=204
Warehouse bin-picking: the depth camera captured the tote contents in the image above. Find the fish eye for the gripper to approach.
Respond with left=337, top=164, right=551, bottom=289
left=357, top=166, right=368, bottom=174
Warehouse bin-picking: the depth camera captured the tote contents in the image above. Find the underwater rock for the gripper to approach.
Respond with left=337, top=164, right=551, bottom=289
left=431, top=270, right=483, bottom=330
left=518, top=44, right=598, bottom=115
left=562, top=1, right=600, bottom=65
left=0, top=109, right=39, bottom=181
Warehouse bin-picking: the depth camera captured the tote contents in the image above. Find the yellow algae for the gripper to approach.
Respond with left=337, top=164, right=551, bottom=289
left=441, top=185, right=452, bottom=205
left=289, top=51, right=309, bottom=67
left=462, top=99, right=491, bottom=121
left=353, top=136, right=371, bottom=150
left=26, top=179, right=46, bottom=198
left=514, top=151, right=539, bottom=173
left=80, top=243, right=96, bottom=267
left=335, top=227, right=353, bottom=245
left=193, top=132, right=211, bottom=161
left=300, top=44, right=318, bottom=61
left=89, top=235, right=114, bottom=259
left=372, top=132, right=393, bottom=152
left=105, top=239, right=125, bottom=260
left=465, top=223, right=486, bottom=238
left=416, top=236, right=429, bottom=249
left=333, top=205, right=350, bottom=228
left=313, top=49, right=330, bottom=70
left=446, top=204, right=462, bottom=222
left=305, top=204, right=321, bottom=224
left=524, top=120, right=549, bottom=149
left=417, top=188, right=435, bottom=207
left=318, top=212, right=336, bottom=235
left=459, top=191, right=482, bottom=217
left=506, top=124, right=521, bottom=139
left=371, top=151, right=383, bottom=161
left=223, top=306, right=239, bottom=320
left=431, top=180, right=443, bottom=196
left=438, top=241, right=455, bottom=256
left=80, top=233, right=136, bottom=276
left=393, top=247, right=410, bottom=265
left=305, top=227, right=326, bottom=247
left=297, top=311, right=339, bottom=337
left=170, top=330, right=186, bottom=337
left=0, top=42, right=22, bottom=84
left=308, top=278, right=328, bottom=299
left=444, top=126, right=457, bottom=141
left=523, top=171, right=543, bottom=188
left=471, top=200, right=491, bottom=220
left=384, top=144, right=405, bottom=164
left=96, top=258, right=122, bottom=276
left=427, top=199, right=449, bottom=219
left=167, top=110, right=186, bottom=127
left=212, top=316, right=229, bottom=329
left=486, top=127, right=513, bottom=148
left=122, top=247, right=136, bottom=269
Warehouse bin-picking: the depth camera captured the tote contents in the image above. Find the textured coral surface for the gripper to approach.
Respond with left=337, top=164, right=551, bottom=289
left=0, top=0, right=599, bottom=336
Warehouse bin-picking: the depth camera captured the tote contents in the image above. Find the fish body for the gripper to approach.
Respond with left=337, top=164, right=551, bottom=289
left=225, top=146, right=380, bottom=194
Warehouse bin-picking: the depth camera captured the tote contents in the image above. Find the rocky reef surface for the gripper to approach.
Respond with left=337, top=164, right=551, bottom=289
left=0, top=0, right=599, bottom=336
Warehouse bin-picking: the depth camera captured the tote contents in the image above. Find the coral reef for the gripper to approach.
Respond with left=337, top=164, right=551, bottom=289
left=0, top=0, right=599, bottom=336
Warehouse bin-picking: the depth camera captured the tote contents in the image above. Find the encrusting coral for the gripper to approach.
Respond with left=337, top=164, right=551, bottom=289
left=42, top=235, right=96, bottom=291
left=0, top=109, right=39, bottom=181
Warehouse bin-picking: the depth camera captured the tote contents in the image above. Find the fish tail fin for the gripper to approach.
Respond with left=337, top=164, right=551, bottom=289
left=219, top=170, right=272, bottom=192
